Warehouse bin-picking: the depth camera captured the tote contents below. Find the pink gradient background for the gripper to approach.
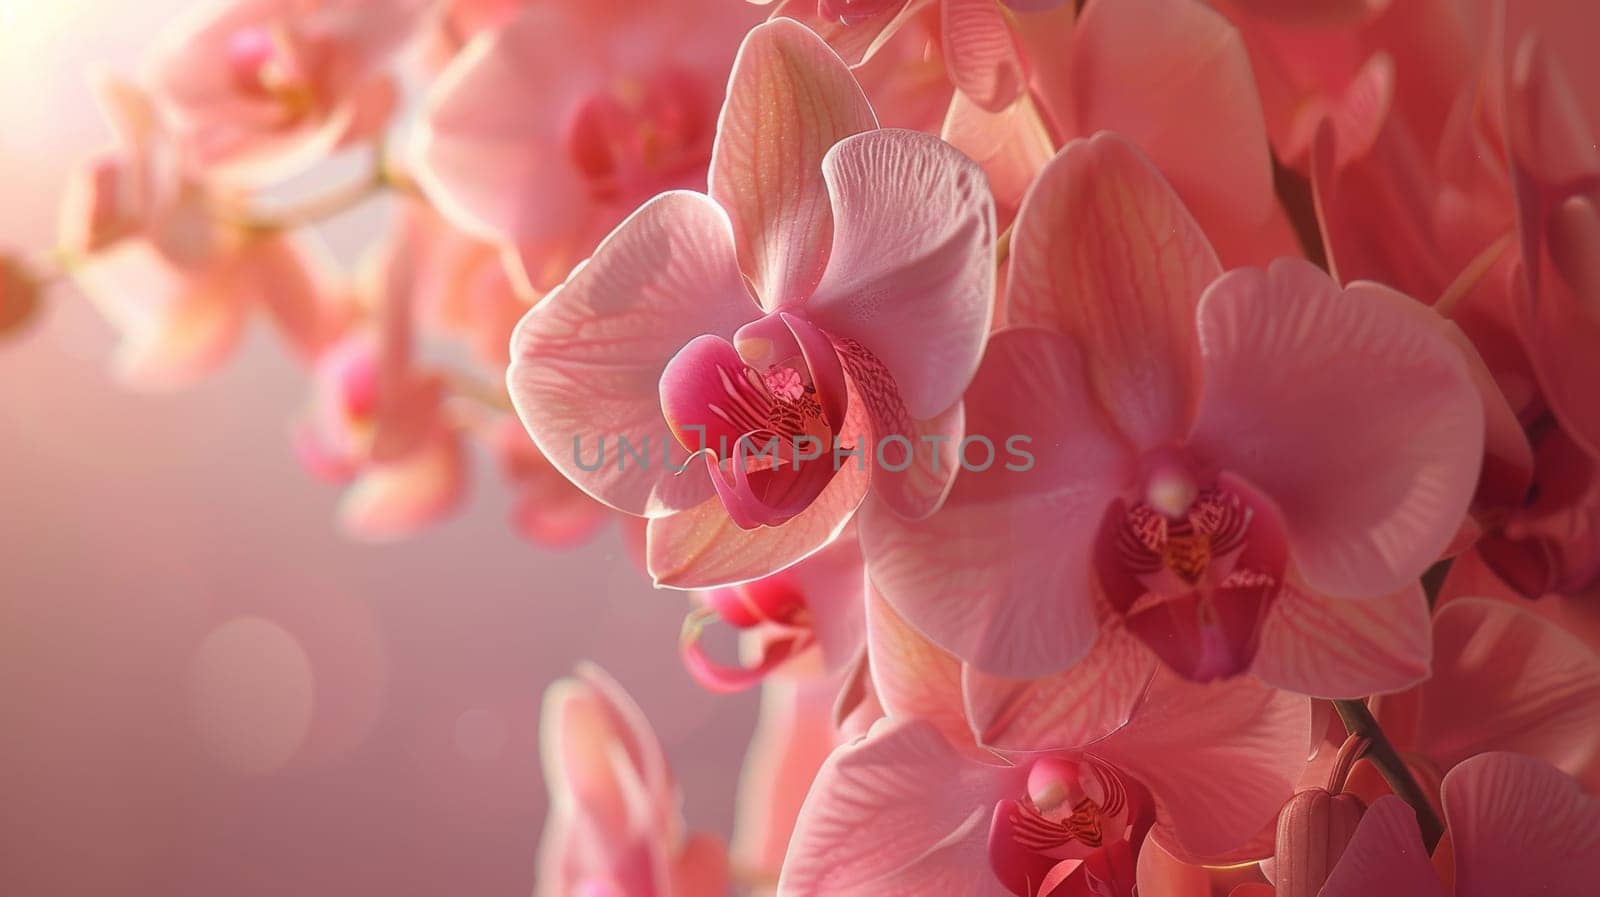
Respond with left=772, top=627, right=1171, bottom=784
left=0, top=5, right=754, bottom=894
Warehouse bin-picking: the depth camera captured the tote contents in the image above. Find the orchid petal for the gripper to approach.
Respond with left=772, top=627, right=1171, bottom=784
left=777, top=718, right=1019, bottom=897
left=1090, top=672, right=1309, bottom=863
left=1190, top=262, right=1484, bottom=599
left=1443, top=752, right=1600, bottom=897
left=710, top=19, right=877, bottom=308
left=411, top=8, right=599, bottom=248
left=963, top=623, right=1155, bottom=752
left=941, top=0, right=1026, bottom=112
left=1317, top=796, right=1446, bottom=897
left=1006, top=133, right=1218, bottom=450
left=508, top=191, right=758, bottom=517
left=1410, top=598, right=1600, bottom=789
left=865, top=587, right=972, bottom=750
left=940, top=91, right=1054, bottom=222
left=859, top=328, right=1136, bottom=679
left=1253, top=580, right=1432, bottom=699
left=732, top=678, right=841, bottom=883
left=1066, top=0, right=1275, bottom=266
left=809, top=128, right=996, bottom=419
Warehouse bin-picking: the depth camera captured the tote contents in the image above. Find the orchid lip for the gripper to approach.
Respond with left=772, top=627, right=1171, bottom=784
left=989, top=756, right=1149, bottom=897
left=1097, top=470, right=1288, bottom=683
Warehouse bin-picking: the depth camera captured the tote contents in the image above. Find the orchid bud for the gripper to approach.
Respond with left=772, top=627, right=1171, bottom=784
left=0, top=253, right=42, bottom=338
left=1274, top=787, right=1366, bottom=897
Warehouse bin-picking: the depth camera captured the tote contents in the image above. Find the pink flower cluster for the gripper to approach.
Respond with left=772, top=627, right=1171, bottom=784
left=5, top=0, right=1599, bottom=895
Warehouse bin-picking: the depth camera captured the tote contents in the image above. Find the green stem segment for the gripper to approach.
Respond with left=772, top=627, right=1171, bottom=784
left=1332, top=698, right=1445, bottom=852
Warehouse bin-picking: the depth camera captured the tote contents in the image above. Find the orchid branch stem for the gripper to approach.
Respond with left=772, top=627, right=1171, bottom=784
left=236, top=172, right=386, bottom=232
left=230, top=140, right=404, bottom=233
left=1331, top=698, right=1445, bottom=852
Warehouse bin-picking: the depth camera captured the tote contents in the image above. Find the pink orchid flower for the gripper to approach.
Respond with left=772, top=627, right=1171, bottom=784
left=411, top=0, right=764, bottom=290
left=144, top=0, right=430, bottom=185
left=751, top=0, right=1066, bottom=113
left=779, top=669, right=1308, bottom=897
left=681, top=536, right=867, bottom=692
left=1316, top=753, right=1600, bottom=897
left=1296, top=7, right=1600, bottom=592
left=863, top=133, right=1484, bottom=707
left=292, top=331, right=467, bottom=539
left=292, top=216, right=468, bottom=540
left=507, top=19, right=996, bottom=590
left=62, top=79, right=343, bottom=388
left=538, top=664, right=729, bottom=897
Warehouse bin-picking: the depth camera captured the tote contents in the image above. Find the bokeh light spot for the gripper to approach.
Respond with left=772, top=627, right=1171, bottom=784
left=190, top=617, right=315, bottom=775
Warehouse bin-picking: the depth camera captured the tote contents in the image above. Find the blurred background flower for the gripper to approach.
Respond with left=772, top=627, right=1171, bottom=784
left=0, top=4, right=752, bottom=895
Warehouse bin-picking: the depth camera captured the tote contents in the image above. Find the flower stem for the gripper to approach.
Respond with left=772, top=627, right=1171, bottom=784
left=1331, top=698, right=1445, bottom=851
left=236, top=172, right=386, bottom=232
left=230, top=140, right=400, bottom=233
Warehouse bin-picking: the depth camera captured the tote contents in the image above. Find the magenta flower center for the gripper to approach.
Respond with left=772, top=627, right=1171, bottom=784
left=1114, top=487, right=1254, bottom=593
left=226, top=25, right=318, bottom=116
left=660, top=314, right=852, bottom=530
left=1096, top=466, right=1288, bottom=683
left=989, top=757, right=1149, bottom=897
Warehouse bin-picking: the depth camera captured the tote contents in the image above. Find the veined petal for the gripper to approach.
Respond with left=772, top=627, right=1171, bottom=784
left=710, top=19, right=877, bottom=308
left=1409, top=598, right=1600, bottom=788
left=865, top=587, right=972, bottom=750
left=1443, top=752, right=1600, bottom=897
left=777, top=718, right=1020, bottom=897
left=809, top=129, right=996, bottom=419
left=1190, top=261, right=1484, bottom=599
left=508, top=191, right=759, bottom=517
left=1006, top=133, right=1219, bottom=450
left=964, top=623, right=1155, bottom=753
left=1089, top=672, right=1309, bottom=863
left=940, top=91, right=1055, bottom=223
left=859, top=328, right=1137, bottom=679
left=1252, top=580, right=1432, bottom=699
left=941, top=0, right=1026, bottom=112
